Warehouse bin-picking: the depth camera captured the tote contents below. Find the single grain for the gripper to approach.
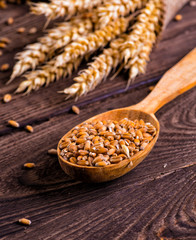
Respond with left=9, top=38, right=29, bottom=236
left=72, top=105, right=80, bottom=115
left=175, top=14, right=182, bottom=21
left=0, top=42, right=6, bottom=49
left=18, top=218, right=31, bottom=226
left=0, top=63, right=9, bottom=71
left=48, top=148, right=57, bottom=155
left=25, top=125, right=34, bottom=133
left=8, top=120, right=20, bottom=128
left=28, top=27, right=37, bottom=34
left=7, top=17, right=14, bottom=25
left=3, top=94, right=12, bottom=103
left=17, top=27, right=25, bottom=33
left=23, top=163, right=35, bottom=168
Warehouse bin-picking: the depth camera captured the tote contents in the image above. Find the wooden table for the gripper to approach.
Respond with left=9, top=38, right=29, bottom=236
left=0, top=3, right=196, bottom=240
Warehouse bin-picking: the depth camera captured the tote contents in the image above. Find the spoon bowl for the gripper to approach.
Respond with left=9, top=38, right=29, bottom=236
left=58, top=48, right=196, bottom=182
left=58, top=109, right=159, bottom=182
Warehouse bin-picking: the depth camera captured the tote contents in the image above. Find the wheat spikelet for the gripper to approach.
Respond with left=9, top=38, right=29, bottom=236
left=96, top=0, right=147, bottom=28
left=8, top=16, right=93, bottom=83
left=15, top=17, right=129, bottom=93
left=31, top=0, right=103, bottom=21
left=61, top=37, right=126, bottom=98
left=61, top=0, right=163, bottom=99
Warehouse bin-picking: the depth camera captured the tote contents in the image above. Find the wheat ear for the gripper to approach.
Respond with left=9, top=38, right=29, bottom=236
left=121, top=0, right=162, bottom=64
left=8, top=16, right=93, bottom=83
left=96, top=0, right=147, bottom=29
left=121, top=0, right=162, bottom=84
left=54, top=17, right=129, bottom=67
left=15, top=58, right=83, bottom=94
left=31, top=0, right=103, bottom=21
left=61, top=0, right=163, bottom=99
left=61, top=37, right=126, bottom=98
left=15, top=17, right=130, bottom=94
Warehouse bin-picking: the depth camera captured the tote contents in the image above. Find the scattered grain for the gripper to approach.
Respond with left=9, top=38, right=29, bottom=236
left=0, top=42, right=6, bottom=49
left=17, top=27, right=25, bottom=33
left=190, top=1, right=196, bottom=7
left=18, top=218, right=31, bottom=226
left=59, top=118, right=156, bottom=167
left=0, top=63, right=9, bottom=71
left=0, top=37, right=10, bottom=44
left=163, top=163, right=167, bottom=168
left=25, top=125, right=34, bottom=133
left=23, top=163, right=35, bottom=168
left=8, top=120, right=19, bottom=128
left=72, top=105, right=80, bottom=115
left=3, top=94, right=12, bottom=103
left=28, top=27, right=37, bottom=34
left=0, top=1, right=7, bottom=9
left=48, top=148, right=57, bottom=155
left=175, top=14, right=182, bottom=21
left=7, top=17, right=14, bottom=25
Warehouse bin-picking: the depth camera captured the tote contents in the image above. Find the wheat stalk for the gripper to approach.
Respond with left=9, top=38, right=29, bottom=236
left=15, top=17, right=130, bottom=93
left=96, top=0, right=147, bottom=29
left=8, top=16, right=93, bottom=83
left=61, top=0, right=163, bottom=99
left=31, top=0, right=104, bottom=21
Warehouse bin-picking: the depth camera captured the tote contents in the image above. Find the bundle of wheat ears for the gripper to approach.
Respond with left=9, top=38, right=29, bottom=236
left=8, top=0, right=189, bottom=99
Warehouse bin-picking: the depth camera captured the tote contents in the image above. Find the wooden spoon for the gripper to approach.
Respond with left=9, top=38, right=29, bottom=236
left=57, top=48, right=196, bottom=183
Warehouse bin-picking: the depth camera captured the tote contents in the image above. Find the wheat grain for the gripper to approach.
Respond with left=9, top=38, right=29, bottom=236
left=15, top=17, right=129, bottom=93
left=8, top=16, right=93, bottom=83
left=6, top=17, right=14, bottom=25
left=96, top=0, right=147, bottom=28
left=31, top=0, right=103, bottom=21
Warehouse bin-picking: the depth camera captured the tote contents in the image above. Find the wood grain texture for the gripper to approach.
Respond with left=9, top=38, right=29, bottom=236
left=0, top=2, right=196, bottom=240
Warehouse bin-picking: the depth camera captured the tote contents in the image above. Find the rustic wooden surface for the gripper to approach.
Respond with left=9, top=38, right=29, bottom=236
left=0, top=3, right=196, bottom=240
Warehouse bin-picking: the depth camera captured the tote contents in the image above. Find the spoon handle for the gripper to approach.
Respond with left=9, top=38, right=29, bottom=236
left=132, top=48, right=196, bottom=114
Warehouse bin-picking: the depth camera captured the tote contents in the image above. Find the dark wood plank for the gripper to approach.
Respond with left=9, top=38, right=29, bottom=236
left=0, top=4, right=196, bottom=132
left=0, top=83, right=195, bottom=239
